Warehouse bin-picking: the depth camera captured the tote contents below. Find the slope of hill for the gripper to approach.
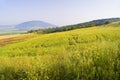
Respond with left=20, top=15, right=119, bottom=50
left=30, top=18, right=120, bottom=33
left=0, top=22, right=120, bottom=80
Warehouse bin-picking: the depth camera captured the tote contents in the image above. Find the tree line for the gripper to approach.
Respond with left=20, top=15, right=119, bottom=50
left=28, top=18, right=120, bottom=34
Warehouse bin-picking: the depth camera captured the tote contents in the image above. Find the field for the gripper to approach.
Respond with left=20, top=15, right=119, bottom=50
left=0, top=22, right=120, bottom=80
left=0, top=34, right=37, bottom=47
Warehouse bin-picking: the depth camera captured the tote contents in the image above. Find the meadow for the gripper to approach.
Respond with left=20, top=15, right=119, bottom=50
left=0, top=22, right=120, bottom=80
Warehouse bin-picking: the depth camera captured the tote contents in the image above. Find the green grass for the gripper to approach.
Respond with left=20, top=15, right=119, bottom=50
left=0, top=22, right=120, bottom=80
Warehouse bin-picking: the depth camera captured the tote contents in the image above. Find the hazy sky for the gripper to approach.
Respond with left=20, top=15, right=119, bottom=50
left=0, top=0, right=120, bottom=26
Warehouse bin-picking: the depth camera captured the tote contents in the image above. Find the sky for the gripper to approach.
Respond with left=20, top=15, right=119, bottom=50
left=0, top=0, right=120, bottom=26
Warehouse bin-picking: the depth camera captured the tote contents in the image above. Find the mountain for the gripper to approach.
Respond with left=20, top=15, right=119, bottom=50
left=16, top=21, right=56, bottom=31
left=0, top=21, right=56, bottom=35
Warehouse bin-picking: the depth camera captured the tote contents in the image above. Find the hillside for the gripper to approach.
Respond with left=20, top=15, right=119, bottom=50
left=0, top=22, right=120, bottom=80
left=29, top=18, right=120, bottom=33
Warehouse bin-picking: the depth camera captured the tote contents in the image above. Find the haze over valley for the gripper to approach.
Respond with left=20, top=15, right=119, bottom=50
left=0, top=21, right=56, bottom=35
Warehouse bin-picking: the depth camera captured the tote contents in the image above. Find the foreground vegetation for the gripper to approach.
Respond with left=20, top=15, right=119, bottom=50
left=0, top=22, right=120, bottom=80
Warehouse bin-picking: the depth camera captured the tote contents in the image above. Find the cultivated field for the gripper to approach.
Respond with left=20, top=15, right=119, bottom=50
left=0, top=22, right=120, bottom=80
left=0, top=34, right=37, bottom=46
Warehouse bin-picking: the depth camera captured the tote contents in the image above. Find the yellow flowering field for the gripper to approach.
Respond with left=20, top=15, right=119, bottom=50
left=0, top=22, right=120, bottom=80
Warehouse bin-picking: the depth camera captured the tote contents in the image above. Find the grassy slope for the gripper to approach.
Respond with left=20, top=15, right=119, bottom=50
left=0, top=22, right=120, bottom=80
